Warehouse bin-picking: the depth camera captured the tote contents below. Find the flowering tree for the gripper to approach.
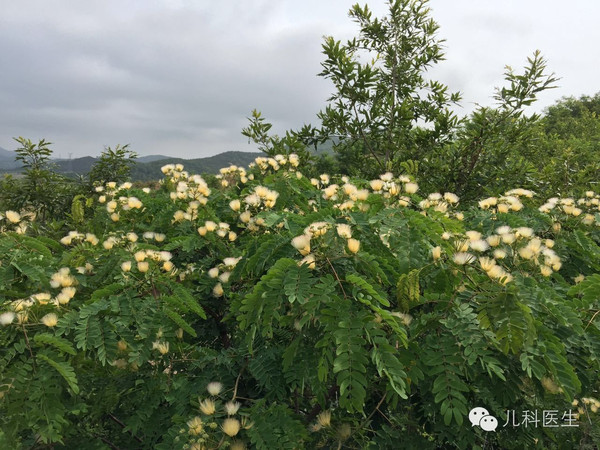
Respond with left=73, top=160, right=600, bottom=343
left=1, top=154, right=599, bottom=448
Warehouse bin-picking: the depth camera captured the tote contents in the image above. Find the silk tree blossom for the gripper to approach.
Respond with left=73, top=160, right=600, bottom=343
left=41, top=313, right=58, bottom=327
left=469, top=240, right=489, bottom=252
left=223, top=257, right=242, bottom=268
left=444, top=192, right=459, bottom=204
left=4, top=210, right=21, bottom=223
left=222, top=418, right=241, bottom=437
left=0, top=311, right=15, bottom=326
left=404, top=182, right=418, bottom=194
left=224, top=401, right=241, bottom=415
left=479, top=257, right=496, bottom=272
left=453, top=252, right=476, bottom=265
left=291, top=234, right=311, bottom=256
left=213, top=283, right=224, bottom=297
left=347, top=238, right=360, bottom=254
left=199, top=399, right=216, bottom=415
left=300, top=253, right=316, bottom=269
left=465, top=231, right=482, bottom=241
left=370, top=179, right=384, bottom=192
left=206, top=381, right=223, bottom=396
left=487, top=235, right=501, bottom=247
left=336, top=224, right=352, bottom=239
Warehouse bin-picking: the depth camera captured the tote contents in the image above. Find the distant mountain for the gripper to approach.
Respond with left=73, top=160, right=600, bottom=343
left=0, top=149, right=263, bottom=180
left=0, top=146, right=14, bottom=160
left=137, top=154, right=171, bottom=163
left=0, top=146, right=22, bottom=170
left=52, top=157, right=97, bottom=175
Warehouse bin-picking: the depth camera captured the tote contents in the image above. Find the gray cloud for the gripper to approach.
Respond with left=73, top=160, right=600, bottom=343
left=1, top=0, right=598, bottom=158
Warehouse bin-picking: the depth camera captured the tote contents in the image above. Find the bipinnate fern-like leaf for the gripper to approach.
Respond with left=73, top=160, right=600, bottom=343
left=37, top=354, right=79, bottom=394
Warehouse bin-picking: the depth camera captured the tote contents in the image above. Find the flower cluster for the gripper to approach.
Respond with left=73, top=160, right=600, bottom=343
left=539, top=191, right=600, bottom=226
left=60, top=231, right=100, bottom=246
left=0, top=209, right=32, bottom=233
left=162, top=164, right=211, bottom=205
left=319, top=181, right=370, bottom=212
left=209, top=256, right=242, bottom=297
left=291, top=221, right=360, bottom=269
left=0, top=267, right=78, bottom=326
left=243, top=185, right=280, bottom=210
left=198, top=220, right=237, bottom=242
left=438, top=226, right=561, bottom=283
left=121, top=249, right=175, bottom=275
left=573, top=397, right=600, bottom=416
left=250, top=153, right=300, bottom=174
left=369, top=172, right=419, bottom=199
left=419, top=192, right=462, bottom=219
left=216, top=164, right=250, bottom=186
left=96, top=182, right=143, bottom=222
left=178, top=381, right=252, bottom=448
left=478, top=192, right=528, bottom=213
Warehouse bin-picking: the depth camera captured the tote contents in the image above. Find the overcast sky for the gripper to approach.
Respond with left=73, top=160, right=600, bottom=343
left=1, top=1, right=598, bottom=159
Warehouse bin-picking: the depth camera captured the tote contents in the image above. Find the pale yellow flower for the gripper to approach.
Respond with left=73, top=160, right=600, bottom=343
left=479, top=257, right=496, bottom=272
left=224, top=401, right=241, bottom=415
left=317, top=410, right=331, bottom=427
left=219, top=271, right=231, bottom=283
left=453, top=252, right=475, bottom=265
left=207, top=381, right=223, bottom=396
left=347, top=238, right=360, bottom=254
left=41, top=313, right=58, bottom=327
left=187, top=416, right=204, bottom=435
left=487, top=235, right=501, bottom=247
left=199, top=399, right=216, bottom=415
left=469, top=240, right=489, bottom=252
left=300, top=253, right=316, bottom=270
left=336, top=224, right=352, bottom=239
left=0, top=311, right=16, bottom=326
left=213, top=283, right=224, bottom=297
left=222, top=418, right=241, bottom=437
left=431, top=246, right=442, bottom=261
left=404, top=182, right=418, bottom=194
left=291, top=234, right=311, bottom=256
left=137, top=261, right=149, bottom=273
left=497, top=203, right=510, bottom=213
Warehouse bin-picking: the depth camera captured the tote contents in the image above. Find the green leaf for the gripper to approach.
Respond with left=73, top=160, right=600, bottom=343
left=37, top=354, right=79, bottom=394
left=33, top=333, right=76, bottom=356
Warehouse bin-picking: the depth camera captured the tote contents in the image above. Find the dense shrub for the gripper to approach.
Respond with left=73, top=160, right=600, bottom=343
left=1, top=155, right=599, bottom=449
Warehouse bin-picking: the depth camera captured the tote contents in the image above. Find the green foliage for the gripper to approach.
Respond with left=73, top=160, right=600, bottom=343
left=1, top=151, right=599, bottom=448
left=88, top=144, right=138, bottom=186
left=2, top=137, right=76, bottom=222
left=315, top=0, right=461, bottom=178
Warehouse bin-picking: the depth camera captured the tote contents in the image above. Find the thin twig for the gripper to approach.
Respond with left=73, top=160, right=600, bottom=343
left=326, top=257, right=348, bottom=299
left=108, top=414, right=144, bottom=443
left=232, top=357, right=249, bottom=401
left=585, top=310, right=600, bottom=331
